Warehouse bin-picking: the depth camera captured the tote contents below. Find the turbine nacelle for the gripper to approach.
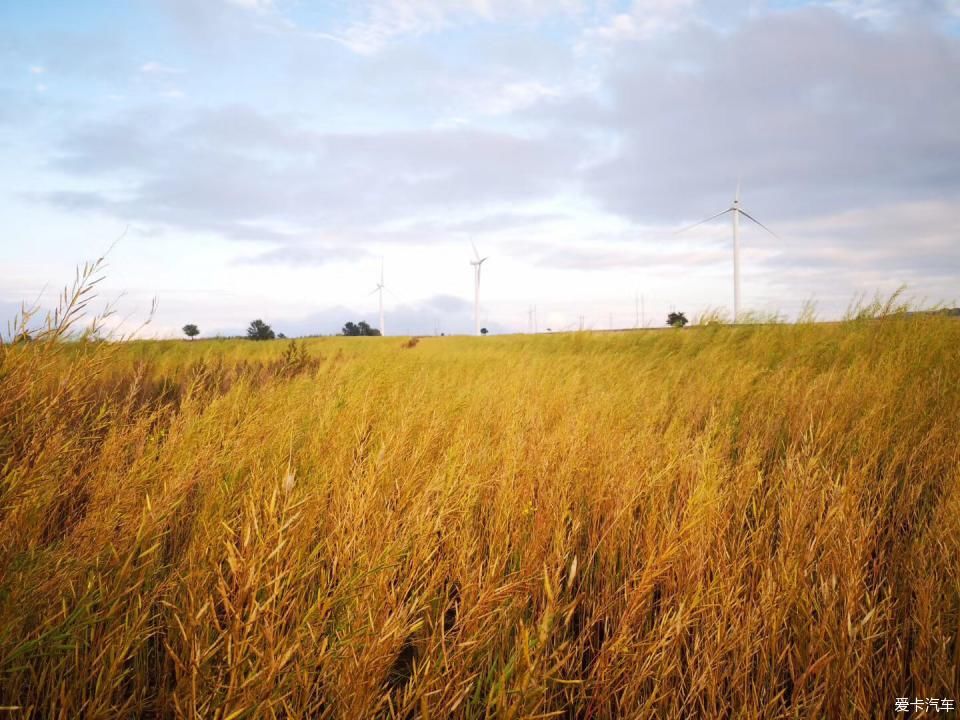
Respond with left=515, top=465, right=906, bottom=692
left=470, top=240, right=488, bottom=267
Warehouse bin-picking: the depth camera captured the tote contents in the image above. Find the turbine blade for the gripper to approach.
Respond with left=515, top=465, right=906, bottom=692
left=674, top=209, right=731, bottom=235
left=471, top=240, right=481, bottom=261
left=739, top=209, right=780, bottom=239
left=368, top=286, right=380, bottom=296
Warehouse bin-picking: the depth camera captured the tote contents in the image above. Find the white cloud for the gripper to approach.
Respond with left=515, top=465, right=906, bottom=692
left=29, top=65, right=46, bottom=75
left=583, top=0, right=697, bottom=44
left=140, top=61, right=183, bottom=74
left=310, top=0, right=588, bottom=55
left=485, top=81, right=562, bottom=115
left=224, top=0, right=275, bottom=12
left=817, top=0, right=960, bottom=24
left=822, top=0, right=898, bottom=21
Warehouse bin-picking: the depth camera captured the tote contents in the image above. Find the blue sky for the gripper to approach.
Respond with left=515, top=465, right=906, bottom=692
left=1, top=0, right=959, bottom=337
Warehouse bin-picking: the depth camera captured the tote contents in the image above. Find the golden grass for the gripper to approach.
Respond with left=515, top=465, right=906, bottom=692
left=1, top=305, right=959, bottom=717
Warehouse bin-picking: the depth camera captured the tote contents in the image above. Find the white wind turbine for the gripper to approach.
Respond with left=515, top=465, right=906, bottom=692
left=470, top=241, right=488, bottom=336
left=677, top=183, right=779, bottom=322
left=369, top=257, right=386, bottom=336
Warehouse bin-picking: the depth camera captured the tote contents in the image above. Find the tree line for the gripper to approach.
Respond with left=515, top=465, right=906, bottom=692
left=181, top=319, right=382, bottom=340
left=182, top=312, right=691, bottom=340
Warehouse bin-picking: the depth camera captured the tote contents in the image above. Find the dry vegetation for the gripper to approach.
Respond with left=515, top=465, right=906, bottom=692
left=1, top=283, right=959, bottom=717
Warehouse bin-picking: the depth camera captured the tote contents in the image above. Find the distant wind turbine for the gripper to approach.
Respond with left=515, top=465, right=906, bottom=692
left=369, top=257, right=386, bottom=336
left=470, top=241, right=488, bottom=336
left=676, top=183, right=779, bottom=322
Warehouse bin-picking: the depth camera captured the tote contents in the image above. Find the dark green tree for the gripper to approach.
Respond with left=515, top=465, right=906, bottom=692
left=182, top=323, right=199, bottom=340
left=342, top=321, right=381, bottom=336
left=480, top=327, right=489, bottom=335
left=246, top=319, right=275, bottom=340
left=666, top=312, right=688, bottom=328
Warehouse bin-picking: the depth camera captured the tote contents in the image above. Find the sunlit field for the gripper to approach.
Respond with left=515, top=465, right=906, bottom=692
left=1, top=297, right=959, bottom=717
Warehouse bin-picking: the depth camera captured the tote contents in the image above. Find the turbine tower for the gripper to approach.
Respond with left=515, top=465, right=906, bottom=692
left=470, top=241, right=488, bottom=336
left=369, top=258, right=385, bottom=336
left=677, top=182, right=778, bottom=322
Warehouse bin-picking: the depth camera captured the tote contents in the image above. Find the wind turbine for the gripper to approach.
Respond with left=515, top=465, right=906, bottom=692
left=470, top=241, right=488, bottom=336
left=677, top=183, right=778, bottom=322
left=369, top=257, right=385, bottom=336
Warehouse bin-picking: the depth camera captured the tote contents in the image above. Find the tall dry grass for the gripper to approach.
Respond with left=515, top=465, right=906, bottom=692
left=1, top=286, right=958, bottom=717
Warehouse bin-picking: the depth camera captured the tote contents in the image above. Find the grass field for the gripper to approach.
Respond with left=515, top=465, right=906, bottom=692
left=1, top=303, right=959, bottom=717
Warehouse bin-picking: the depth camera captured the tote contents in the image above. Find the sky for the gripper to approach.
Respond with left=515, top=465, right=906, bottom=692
left=1, top=0, right=958, bottom=337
